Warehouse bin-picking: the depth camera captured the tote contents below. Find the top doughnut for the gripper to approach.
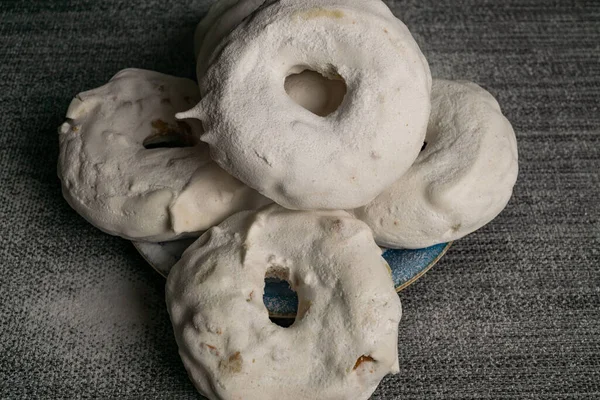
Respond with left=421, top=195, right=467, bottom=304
left=181, top=0, right=432, bottom=210
left=353, top=80, right=519, bottom=248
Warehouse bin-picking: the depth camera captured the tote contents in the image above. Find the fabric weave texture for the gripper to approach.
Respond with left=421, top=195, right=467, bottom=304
left=0, top=0, right=599, bottom=398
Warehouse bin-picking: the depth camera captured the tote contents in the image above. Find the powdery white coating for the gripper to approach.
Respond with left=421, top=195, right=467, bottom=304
left=353, top=80, right=519, bottom=249
left=166, top=204, right=402, bottom=400
left=58, top=69, right=269, bottom=242
left=182, top=0, right=432, bottom=210
left=195, top=0, right=348, bottom=118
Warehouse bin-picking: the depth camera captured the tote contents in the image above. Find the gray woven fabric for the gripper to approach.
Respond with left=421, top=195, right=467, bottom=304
left=1, top=0, right=599, bottom=398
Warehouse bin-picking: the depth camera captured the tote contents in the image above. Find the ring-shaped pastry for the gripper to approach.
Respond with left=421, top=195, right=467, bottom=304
left=166, top=204, right=402, bottom=400
left=181, top=0, right=432, bottom=210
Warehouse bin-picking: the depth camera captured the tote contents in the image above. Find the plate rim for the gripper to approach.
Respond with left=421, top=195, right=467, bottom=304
left=394, top=241, right=452, bottom=293
left=133, top=241, right=452, bottom=319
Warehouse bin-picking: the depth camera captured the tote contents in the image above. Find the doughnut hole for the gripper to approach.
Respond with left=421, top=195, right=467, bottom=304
left=264, top=266, right=298, bottom=328
left=143, top=119, right=199, bottom=149
left=284, top=70, right=347, bottom=117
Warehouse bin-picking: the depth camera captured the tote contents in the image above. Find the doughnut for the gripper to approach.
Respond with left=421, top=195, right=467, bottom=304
left=166, top=204, right=402, bottom=400
left=179, top=0, right=432, bottom=210
left=58, top=68, right=269, bottom=242
left=353, top=80, right=519, bottom=249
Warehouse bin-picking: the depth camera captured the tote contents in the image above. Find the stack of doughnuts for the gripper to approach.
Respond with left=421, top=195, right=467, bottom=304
left=58, top=0, right=518, bottom=398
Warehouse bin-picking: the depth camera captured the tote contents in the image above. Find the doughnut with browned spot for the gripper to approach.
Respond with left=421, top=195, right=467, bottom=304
left=58, top=69, right=269, bottom=241
left=166, top=204, right=401, bottom=400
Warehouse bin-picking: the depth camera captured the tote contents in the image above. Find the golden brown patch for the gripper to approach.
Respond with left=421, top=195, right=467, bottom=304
left=353, top=355, right=375, bottom=370
left=71, top=126, right=79, bottom=132
left=298, top=8, right=344, bottom=20
left=247, top=291, right=254, bottom=302
left=151, top=119, right=169, bottom=132
left=384, top=28, right=389, bottom=34
left=220, top=352, right=243, bottom=374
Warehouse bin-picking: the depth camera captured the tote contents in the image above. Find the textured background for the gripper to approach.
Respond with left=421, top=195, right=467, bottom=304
left=1, top=0, right=599, bottom=398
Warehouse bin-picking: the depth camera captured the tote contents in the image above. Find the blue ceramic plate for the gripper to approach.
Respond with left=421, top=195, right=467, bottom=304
left=134, top=240, right=451, bottom=318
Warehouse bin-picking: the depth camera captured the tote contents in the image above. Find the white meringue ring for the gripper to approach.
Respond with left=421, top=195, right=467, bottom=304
left=58, top=69, right=269, bottom=241
left=166, top=204, right=402, bottom=400
left=353, top=79, right=519, bottom=249
left=181, top=0, right=432, bottom=210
